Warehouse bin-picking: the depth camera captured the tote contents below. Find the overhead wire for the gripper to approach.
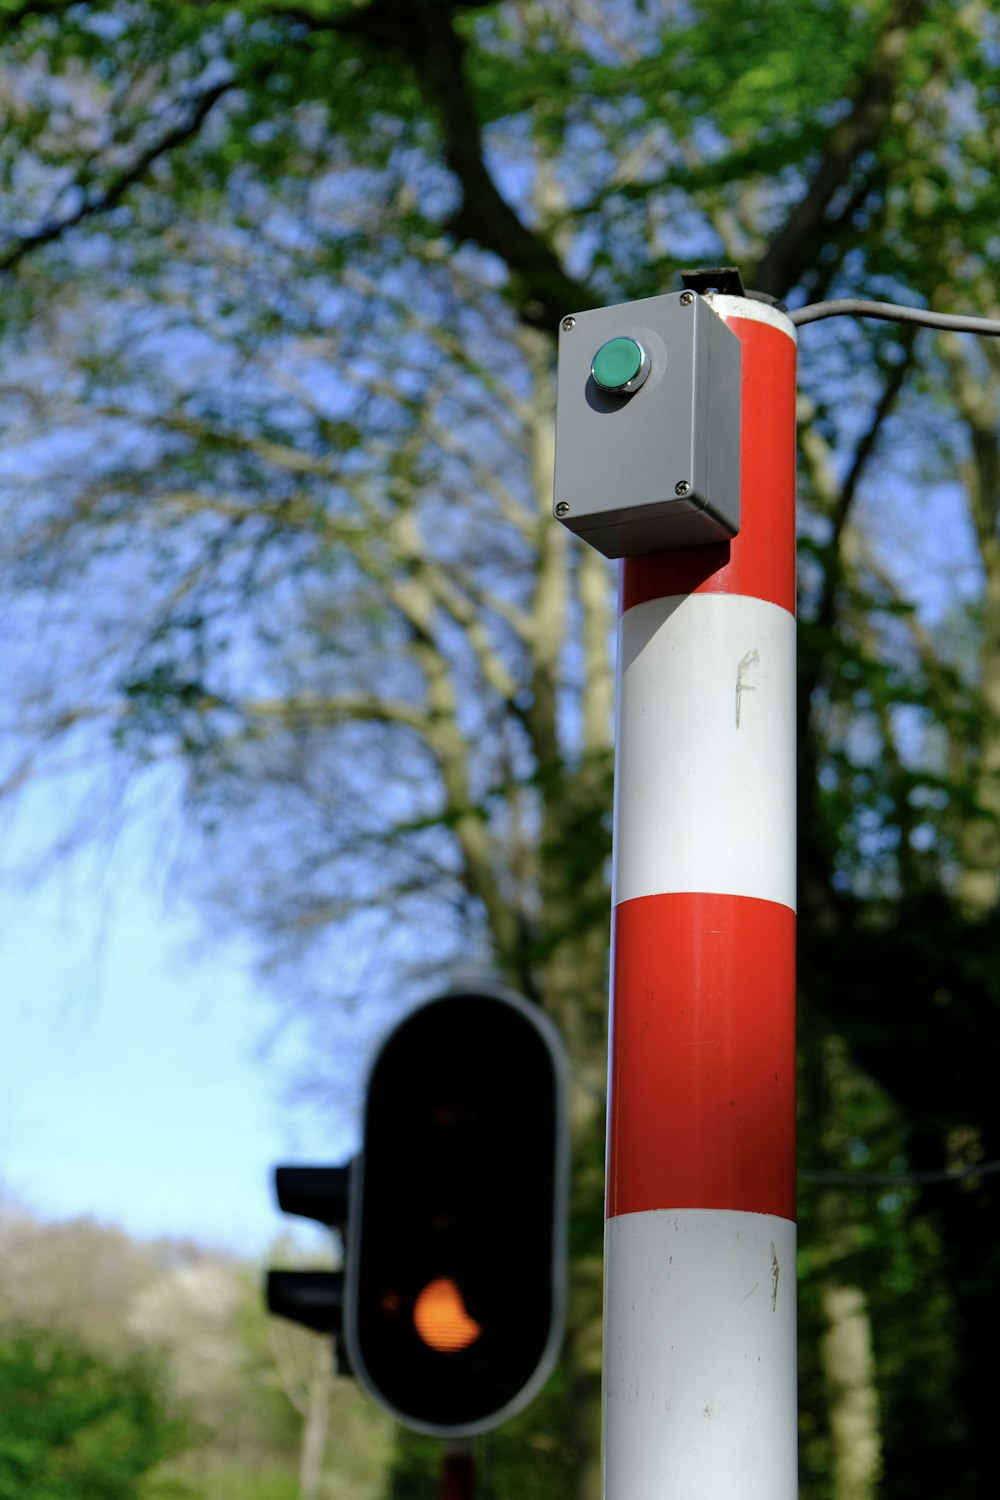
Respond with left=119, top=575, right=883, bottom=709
left=800, top=1158, right=1000, bottom=1187
left=789, top=298, right=1000, bottom=335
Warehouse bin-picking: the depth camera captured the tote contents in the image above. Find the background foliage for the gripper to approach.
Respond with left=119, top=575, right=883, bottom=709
left=0, top=1201, right=394, bottom=1499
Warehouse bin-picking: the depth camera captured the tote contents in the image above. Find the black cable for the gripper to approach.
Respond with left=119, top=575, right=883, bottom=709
left=800, top=1157, right=1000, bottom=1187
left=789, top=297, right=1000, bottom=335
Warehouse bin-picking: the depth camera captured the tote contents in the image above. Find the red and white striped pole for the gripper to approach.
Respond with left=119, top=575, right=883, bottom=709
left=603, top=296, right=798, bottom=1498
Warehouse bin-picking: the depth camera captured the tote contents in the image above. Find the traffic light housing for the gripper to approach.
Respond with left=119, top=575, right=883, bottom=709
left=266, top=1164, right=353, bottom=1375
left=344, top=984, right=568, bottom=1436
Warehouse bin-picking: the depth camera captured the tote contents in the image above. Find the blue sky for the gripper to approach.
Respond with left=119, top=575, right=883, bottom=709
left=0, top=787, right=354, bottom=1258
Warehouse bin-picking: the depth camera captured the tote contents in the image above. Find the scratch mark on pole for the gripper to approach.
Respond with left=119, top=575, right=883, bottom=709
left=735, top=649, right=760, bottom=728
left=770, top=1243, right=780, bottom=1311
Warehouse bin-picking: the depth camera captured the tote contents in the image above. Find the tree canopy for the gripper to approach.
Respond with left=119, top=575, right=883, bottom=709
left=3, top=3, right=1000, bottom=1498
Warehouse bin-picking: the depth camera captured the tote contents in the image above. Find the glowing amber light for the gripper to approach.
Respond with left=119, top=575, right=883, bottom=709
left=412, top=1278, right=482, bottom=1353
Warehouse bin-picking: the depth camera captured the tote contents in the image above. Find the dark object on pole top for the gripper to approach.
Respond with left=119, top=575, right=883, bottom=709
left=680, top=266, right=747, bottom=297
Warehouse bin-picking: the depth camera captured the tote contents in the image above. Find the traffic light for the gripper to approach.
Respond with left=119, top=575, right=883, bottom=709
left=344, top=983, right=568, bottom=1436
left=266, top=1164, right=353, bottom=1375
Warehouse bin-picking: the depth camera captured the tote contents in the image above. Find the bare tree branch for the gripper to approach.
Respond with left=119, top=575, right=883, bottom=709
left=753, top=0, right=930, bottom=298
left=0, top=79, right=234, bottom=273
left=274, top=0, right=589, bottom=328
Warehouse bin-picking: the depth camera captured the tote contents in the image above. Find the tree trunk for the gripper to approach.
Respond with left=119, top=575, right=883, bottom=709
left=819, top=1280, right=882, bottom=1500
left=299, top=1339, right=333, bottom=1500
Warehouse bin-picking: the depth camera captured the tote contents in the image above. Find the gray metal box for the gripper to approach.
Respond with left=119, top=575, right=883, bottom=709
left=552, top=292, right=742, bottom=558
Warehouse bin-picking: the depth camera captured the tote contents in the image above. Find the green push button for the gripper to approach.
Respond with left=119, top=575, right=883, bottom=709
left=591, top=336, right=649, bottom=395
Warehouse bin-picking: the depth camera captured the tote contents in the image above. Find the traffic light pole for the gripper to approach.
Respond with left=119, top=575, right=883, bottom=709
left=438, top=1445, right=475, bottom=1500
left=603, top=295, right=798, bottom=1497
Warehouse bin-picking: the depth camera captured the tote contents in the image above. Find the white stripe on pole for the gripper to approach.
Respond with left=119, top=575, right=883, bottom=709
left=604, top=1210, right=798, bottom=1500
left=613, top=592, right=796, bottom=910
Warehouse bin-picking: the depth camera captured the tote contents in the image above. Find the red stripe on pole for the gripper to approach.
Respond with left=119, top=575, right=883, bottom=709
left=607, top=890, right=796, bottom=1222
left=619, top=316, right=797, bottom=616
